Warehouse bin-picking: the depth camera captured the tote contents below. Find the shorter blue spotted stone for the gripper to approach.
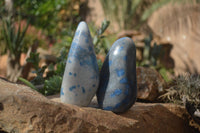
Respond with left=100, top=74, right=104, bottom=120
left=97, top=37, right=137, bottom=113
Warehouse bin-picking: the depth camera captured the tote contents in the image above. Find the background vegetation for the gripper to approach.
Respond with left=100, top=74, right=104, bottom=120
left=100, top=0, right=200, bottom=30
left=0, top=0, right=199, bottom=99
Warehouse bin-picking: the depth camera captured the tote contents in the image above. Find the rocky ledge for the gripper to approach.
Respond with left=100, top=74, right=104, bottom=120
left=0, top=78, right=197, bottom=133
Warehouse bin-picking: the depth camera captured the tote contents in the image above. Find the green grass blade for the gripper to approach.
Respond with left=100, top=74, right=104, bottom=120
left=141, top=0, right=170, bottom=22
left=18, top=77, right=38, bottom=90
left=18, top=19, right=29, bottom=50
left=2, top=19, right=14, bottom=54
left=15, top=18, right=22, bottom=48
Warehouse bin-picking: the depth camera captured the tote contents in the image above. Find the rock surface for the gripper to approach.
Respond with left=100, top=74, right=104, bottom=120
left=0, top=78, right=197, bottom=133
left=97, top=37, right=137, bottom=113
left=61, top=21, right=99, bottom=106
left=136, top=67, right=165, bottom=101
left=148, top=4, right=200, bottom=75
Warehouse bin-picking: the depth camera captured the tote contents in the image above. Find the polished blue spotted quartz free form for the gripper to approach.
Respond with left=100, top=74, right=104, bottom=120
left=97, top=37, right=137, bottom=113
left=60, top=21, right=99, bottom=106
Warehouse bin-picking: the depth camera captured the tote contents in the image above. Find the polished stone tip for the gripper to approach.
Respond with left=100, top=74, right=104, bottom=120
left=115, top=37, right=135, bottom=45
left=77, top=21, right=89, bottom=33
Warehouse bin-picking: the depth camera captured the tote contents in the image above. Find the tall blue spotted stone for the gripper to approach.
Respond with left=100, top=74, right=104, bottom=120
left=97, top=37, right=137, bottom=113
left=60, top=21, right=99, bottom=106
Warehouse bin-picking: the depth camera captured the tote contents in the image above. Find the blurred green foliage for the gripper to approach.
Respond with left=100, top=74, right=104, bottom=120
left=1, top=0, right=197, bottom=91
left=19, top=19, right=110, bottom=95
left=139, top=34, right=162, bottom=67
left=100, top=0, right=200, bottom=30
left=44, top=75, right=62, bottom=95
left=20, top=47, right=68, bottom=96
left=137, top=34, right=173, bottom=82
left=0, top=0, right=81, bottom=51
left=11, top=0, right=81, bottom=36
left=90, top=20, right=111, bottom=70
left=100, top=0, right=141, bottom=29
left=52, top=30, right=74, bottom=56
left=0, top=0, right=82, bottom=81
left=93, top=20, right=110, bottom=55
left=1, top=17, right=29, bottom=57
left=0, top=1, right=32, bottom=81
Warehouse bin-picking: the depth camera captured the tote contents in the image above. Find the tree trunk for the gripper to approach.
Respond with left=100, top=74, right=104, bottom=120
left=6, top=51, right=22, bottom=82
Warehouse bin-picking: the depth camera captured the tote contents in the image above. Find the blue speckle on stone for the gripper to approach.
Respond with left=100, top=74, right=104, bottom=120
left=74, top=38, right=78, bottom=42
left=80, top=62, right=83, bottom=66
left=114, top=102, right=121, bottom=109
left=60, top=87, right=64, bottom=95
left=82, top=87, right=86, bottom=93
left=81, top=31, right=90, bottom=43
left=75, top=30, right=80, bottom=36
left=69, top=72, right=73, bottom=75
left=104, top=106, right=114, bottom=110
left=67, top=33, right=99, bottom=81
left=69, top=86, right=76, bottom=91
left=70, top=42, right=78, bottom=51
left=77, top=85, right=80, bottom=88
left=68, top=60, right=72, bottom=63
left=69, top=43, right=92, bottom=67
left=124, top=88, right=129, bottom=95
left=110, top=89, right=122, bottom=98
left=123, top=56, right=127, bottom=61
left=74, top=73, right=77, bottom=77
left=115, top=68, right=125, bottom=77
left=90, top=75, right=96, bottom=79
left=85, top=38, right=89, bottom=43
left=88, top=46, right=92, bottom=51
left=104, top=103, right=122, bottom=110
left=126, top=84, right=130, bottom=89
left=81, top=31, right=87, bottom=38
left=92, top=84, right=96, bottom=87
left=119, top=46, right=124, bottom=51
left=108, top=60, right=112, bottom=66
left=120, top=78, right=128, bottom=84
